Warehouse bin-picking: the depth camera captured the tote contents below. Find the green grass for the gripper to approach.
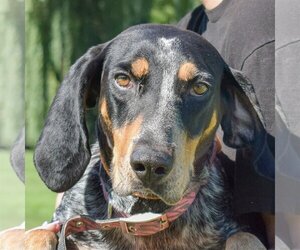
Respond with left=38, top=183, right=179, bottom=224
left=0, top=150, right=24, bottom=230
left=25, top=150, right=57, bottom=229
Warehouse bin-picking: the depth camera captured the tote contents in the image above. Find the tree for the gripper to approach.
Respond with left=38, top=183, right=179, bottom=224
left=0, top=0, right=24, bottom=148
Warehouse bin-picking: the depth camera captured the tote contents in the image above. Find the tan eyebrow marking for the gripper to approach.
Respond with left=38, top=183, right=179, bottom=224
left=131, top=58, right=149, bottom=78
left=178, top=62, right=198, bottom=82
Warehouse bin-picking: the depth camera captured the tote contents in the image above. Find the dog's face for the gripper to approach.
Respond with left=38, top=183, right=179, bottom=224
left=98, top=27, right=225, bottom=204
left=34, top=25, right=264, bottom=203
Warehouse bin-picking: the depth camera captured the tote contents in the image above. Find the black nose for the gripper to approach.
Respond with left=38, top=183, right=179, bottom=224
left=130, top=146, right=173, bottom=184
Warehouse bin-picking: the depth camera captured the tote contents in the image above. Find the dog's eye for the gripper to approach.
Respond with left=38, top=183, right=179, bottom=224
left=115, top=74, right=131, bottom=87
left=191, top=83, right=209, bottom=96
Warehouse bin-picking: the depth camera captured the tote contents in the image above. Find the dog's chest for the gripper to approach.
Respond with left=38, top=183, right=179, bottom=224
left=54, top=159, right=238, bottom=250
left=65, top=224, right=226, bottom=250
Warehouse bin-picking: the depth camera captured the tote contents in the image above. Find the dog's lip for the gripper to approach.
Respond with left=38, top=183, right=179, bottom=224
left=130, top=189, right=180, bottom=205
left=132, top=191, right=160, bottom=200
left=129, top=182, right=191, bottom=204
left=122, top=181, right=198, bottom=205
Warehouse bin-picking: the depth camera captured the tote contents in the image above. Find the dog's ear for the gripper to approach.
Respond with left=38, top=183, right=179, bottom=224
left=34, top=43, right=108, bottom=192
left=220, top=67, right=265, bottom=148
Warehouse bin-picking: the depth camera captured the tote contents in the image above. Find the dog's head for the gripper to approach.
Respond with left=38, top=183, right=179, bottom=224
left=34, top=24, right=264, bottom=205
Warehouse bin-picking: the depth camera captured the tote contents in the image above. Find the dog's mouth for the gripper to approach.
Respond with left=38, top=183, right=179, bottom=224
left=132, top=191, right=160, bottom=200
left=118, top=184, right=180, bottom=205
left=128, top=181, right=201, bottom=207
left=129, top=190, right=180, bottom=206
left=126, top=180, right=195, bottom=205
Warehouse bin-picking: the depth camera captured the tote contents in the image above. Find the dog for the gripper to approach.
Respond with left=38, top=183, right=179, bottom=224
left=31, top=24, right=266, bottom=249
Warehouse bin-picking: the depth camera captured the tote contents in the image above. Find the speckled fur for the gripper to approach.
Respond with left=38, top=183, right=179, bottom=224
left=54, top=145, right=239, bottom=250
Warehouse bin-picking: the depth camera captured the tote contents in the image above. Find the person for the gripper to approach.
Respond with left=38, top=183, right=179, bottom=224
left=0, top=221, right=60, bottom=249
left=177, top=0, right=275, bottom=248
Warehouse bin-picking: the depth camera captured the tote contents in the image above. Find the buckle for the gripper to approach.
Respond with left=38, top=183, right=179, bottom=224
left=119, top=213, right=169, bottom=236
left=159, top=214, right=169, bottom=230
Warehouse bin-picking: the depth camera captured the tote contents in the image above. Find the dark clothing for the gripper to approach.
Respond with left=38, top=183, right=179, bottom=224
left=177, top=0, right=274, bottom=215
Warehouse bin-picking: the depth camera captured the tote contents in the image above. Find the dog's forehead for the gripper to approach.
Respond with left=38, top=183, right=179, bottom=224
left=157, top=37, right=180, bottom=51
left=107, top=24, right=225, bottom=74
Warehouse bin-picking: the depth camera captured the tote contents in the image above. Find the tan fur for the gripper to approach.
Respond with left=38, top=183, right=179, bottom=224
left=178, top=62, right=197, bottom=81
left=112, top=116, right=143, bottom=162
left=0, top=229, right=24, bottom=250
left=100, top=99, right=112, bottom=132
left=112, top=116, right=143, bottom=191
left=25, top=229, right=57, bottom=250
left=99, top=98, right=114, bottom=174
left=131, top=58, right=149, bottom=79
left=175, top=109, right=219, bottom=182
left=185, top=109, right=219, bottom=163
left=156, top=109, right=219, bottom=204
left=225, top=232, right=266, bottom=250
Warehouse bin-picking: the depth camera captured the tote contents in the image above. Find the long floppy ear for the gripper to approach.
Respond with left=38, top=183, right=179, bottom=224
left=34, top=43, right=108, bottom=192
left=220, top=67, right=265, bottom=148
left=220, top=67, right=274, bottom=179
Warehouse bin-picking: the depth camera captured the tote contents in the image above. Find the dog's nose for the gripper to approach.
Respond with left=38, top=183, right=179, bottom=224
left=130, top=146, right=173, bottom=184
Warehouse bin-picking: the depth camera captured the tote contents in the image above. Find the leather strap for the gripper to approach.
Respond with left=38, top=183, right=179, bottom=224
left=57, top=184, right=199, bottom=249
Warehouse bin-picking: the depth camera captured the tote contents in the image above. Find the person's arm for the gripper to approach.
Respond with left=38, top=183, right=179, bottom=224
left=0, top=221, right=60, bottom=250
left=25, top=221, right=60, bottom=250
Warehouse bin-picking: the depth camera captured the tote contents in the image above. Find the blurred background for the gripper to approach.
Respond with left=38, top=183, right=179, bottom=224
left=25, top=0, right=199, bottom=228
left=0, top=0, right=25, bottom=230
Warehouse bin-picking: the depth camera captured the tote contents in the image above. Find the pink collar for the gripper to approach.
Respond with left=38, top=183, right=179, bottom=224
left=57, top=184, right=200, bottom=249
left=59, top=183, right=200, bottom=243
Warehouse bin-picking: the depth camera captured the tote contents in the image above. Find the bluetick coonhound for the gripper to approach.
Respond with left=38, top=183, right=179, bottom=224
left=32, top=24, right=266, bottom=250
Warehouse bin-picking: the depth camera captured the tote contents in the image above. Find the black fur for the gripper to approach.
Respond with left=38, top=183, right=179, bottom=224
left=34, top=44, right=108, bottom=192
left=220, top=68, right=265, bottom=148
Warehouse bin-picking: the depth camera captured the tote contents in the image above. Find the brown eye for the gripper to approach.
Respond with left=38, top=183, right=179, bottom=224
left=115, top=74, right=131, bottom=87
left=192, top=83, right=209, bottom=96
